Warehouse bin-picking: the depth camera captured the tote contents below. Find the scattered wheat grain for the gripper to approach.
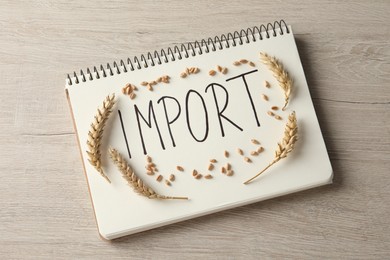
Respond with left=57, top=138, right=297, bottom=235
left=264, top=80, right=270, bottom=88
left=251, top=139, right=260, bottom=145
left=208, top=163, right=214, bottom=171
left=195, top=174, right=203, bottom=179
left=226, top=163, right=231, bottom=170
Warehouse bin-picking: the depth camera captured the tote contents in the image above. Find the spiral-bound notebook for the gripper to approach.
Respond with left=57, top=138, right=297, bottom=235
left=65, top=20, right=332, bottom=240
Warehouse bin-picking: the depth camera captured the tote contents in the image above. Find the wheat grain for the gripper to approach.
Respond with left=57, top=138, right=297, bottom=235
left=195, top=174, right=203, bottom=179
left=109, top=148, right=188, bottom=199
left=275, top=115, right=282, bottom=120
left=192, top=169, right=198, bottom=176
left=204, top=174, right=213, bottom=179
left=244, top=112, right=298, bottom=184
left=261, top=94, right=269, bottom=101
left=244, top=157, right=252, bottom=163
left=249, top=61, right=256, bottom=67
left=226, top=170, right=234, bottom=176
left=169, top=174, right=175, bottom=181
left=239, top=59, right=248, bottom=64
left=250, top=151, right=258, bottom=156
left=221, top=166, right=226, bottom=174
left=237, top=148, right=244, bottom=155
left=165, top=180, right=171, bottom=186
left=260, top=52, right=292, bottom=110
left=176, top=166, right=184, bottom=171
left=257, top=146, right=264, bottom=153
left=217, top=65, right=223, bottom=72
left=222, top=67, right=228, bottom=74
left=209, top=70, right=216, bottom=76
left=86, top=94, right=116, bottom=183
left=156, top=175, right=163, bottom=182
left=251, top=139, right=260, bottom=145
left=267, top=111, right=274, bottom=117
left=264, top=80, right=270, bottom=88
left=271, top=106, right=279, bottom=110
left=180, top=72, right=187, bottom=78
left=210, top=159, right=217, bottom=163
left=224, top=150, right=229, bottom=158
left=233, top=61, right=241, bottom=66
left=226, top=163, right=231, bottom=170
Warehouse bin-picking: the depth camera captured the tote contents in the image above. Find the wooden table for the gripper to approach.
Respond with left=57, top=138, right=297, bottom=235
left=1, top=1, right=389, bottom=258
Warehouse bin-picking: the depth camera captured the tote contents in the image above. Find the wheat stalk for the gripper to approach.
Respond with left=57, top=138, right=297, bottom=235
left=260, top=52, right=293, bottom=110
left=109, top=148, right=188, bottom=200
left=86, top=94, right=116, bottom=183
left=244, top=111, right=298, bottom=184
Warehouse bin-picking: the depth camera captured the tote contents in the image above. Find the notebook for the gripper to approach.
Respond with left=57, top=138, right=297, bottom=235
left=65, top=20, right=333, bottom=240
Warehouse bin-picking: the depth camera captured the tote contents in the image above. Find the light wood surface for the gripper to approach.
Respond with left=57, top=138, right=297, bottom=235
left=1, top=1, right=389, bottom=259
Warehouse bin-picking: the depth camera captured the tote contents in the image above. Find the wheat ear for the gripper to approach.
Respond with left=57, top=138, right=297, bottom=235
left=260, top=52, right=293, bottom=110
left=109, top=148, right=188, bottom=200
left=86, top=94, right=116, bottom=183
left=244, top=111, right=298, bottom=184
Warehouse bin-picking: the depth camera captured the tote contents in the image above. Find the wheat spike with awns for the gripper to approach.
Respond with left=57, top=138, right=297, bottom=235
left=86, top=94, right=116, bottom=183
left=244, top=111, right=298, bottom=184
left=260, top=52, right=293, bottom=110
left=109, top=148, right=188, bottom=200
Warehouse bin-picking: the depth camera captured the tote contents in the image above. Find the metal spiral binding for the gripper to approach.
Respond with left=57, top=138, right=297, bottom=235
left=67, top=20, right=289, bottom=85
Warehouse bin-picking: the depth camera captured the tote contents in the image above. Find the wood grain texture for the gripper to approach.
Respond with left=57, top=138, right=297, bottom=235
left=0, top=0, right=389, bottom=258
